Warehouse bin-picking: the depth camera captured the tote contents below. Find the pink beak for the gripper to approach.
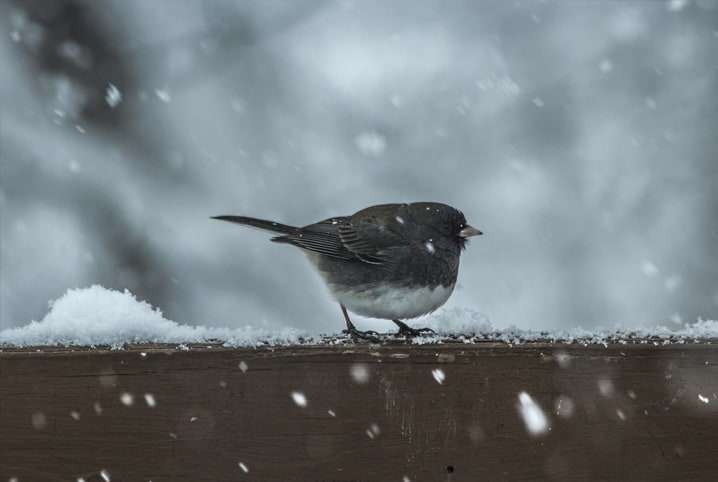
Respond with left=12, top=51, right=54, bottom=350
left=459, top=224, right=482, bottom=238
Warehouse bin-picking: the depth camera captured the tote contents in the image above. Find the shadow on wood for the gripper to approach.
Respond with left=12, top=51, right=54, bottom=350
left=1, top=340, right=718, bottom=481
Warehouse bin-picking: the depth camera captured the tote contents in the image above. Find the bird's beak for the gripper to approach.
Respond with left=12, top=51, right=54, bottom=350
left=459, top=224, right=483, bottom=238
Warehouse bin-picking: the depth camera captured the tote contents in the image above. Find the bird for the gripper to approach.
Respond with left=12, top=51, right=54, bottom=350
left=212, top=202, right=481, bottom=341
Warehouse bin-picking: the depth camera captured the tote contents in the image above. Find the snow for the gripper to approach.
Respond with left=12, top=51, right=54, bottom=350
left=475, top=74, right=521, bottom=99
left=105, top=83, right=121, bottom=108
left=354, top=130, right=386, bottom=156
left=667, top=0, right=689, bottom=12
left=349, top=363, right=370, bottom=384
left=431, top=368, right=445, bottom=385
left=517, top=391, right=549, bottom=436
left=554, top=351, right=571, bottom=369
left=119, top=392, right=134, bottom=407
left=0, top=286, right=716, bottom=348
left=144, top=393, right=156, bottom=408
left=424, top=241, right=435, bottom=254
left=641, top=260, right=659, bottom=277
left=291, top=391, right=307, bottom=407
left=409, top=307, right=718, bottom=346
left=238, top=462, right=249, bottom=473
left=154, top=88, right=172, bottom=102
left=32, top=411, right=46, bottom=429
left=597, top=379, right=615, bottom=398
left=0, top=285, right=310, bottom=348
left=554, top=396, right=575, bottom=419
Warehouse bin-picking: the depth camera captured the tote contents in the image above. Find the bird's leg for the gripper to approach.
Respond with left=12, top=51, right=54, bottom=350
left=392, top=319, right=435, bottom=337
left=341, top=305, right=380, bottom=343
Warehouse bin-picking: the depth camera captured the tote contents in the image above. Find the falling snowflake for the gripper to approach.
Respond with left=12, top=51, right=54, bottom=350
left=105, top=83, right=122, bottom=108
left=155, top=88, right=172, bottom=102
left=554, top=351, right=571, bottom=369
left=554, top=396, right=575, bottom=419
left=355, top=131, right=386, bottom=156
left=597, top=379, right=615, bottom=398
left=517, top=392, right=549, bottom=436
left=119, top=392, right=134, bottom=407
left=32, top=412, right=46, bottom=429
left=425, top=241, right=435, bottom=254
left=641, top=260, right=659, bottom=277
left=144, top=393, right=156, bottom=408
left=366, top=422, right=381, bottom=439
left=667, top=0, right=689, bottom=12
left=350, top=364, right=370, bottom=384
left=291, top=391, right=307, bottom=407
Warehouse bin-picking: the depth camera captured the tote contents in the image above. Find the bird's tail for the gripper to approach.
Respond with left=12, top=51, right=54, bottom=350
left=211, top=215, right=297, bottom=235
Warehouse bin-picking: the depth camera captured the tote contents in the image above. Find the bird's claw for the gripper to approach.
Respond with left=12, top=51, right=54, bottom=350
left=343, top=327, right=381, bottom=343
left=393, top=320, right=435, bottom=337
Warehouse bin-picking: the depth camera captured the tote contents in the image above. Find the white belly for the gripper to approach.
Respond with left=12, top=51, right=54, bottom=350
left=331, top=284, right=455, bottom=320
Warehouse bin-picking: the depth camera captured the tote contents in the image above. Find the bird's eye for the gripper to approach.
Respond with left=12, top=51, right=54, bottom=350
left=440, top=223, right=452, bottom=234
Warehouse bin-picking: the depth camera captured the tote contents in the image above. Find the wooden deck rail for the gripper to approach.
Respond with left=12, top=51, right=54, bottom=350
left=2, top=339, right=717, bottom=481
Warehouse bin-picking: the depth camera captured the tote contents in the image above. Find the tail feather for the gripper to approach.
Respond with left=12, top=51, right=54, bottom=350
left=211, top=215, right=296, bottom=235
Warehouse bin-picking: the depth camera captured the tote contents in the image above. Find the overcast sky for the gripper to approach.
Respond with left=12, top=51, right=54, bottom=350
left=1, top=0, right=717, bottom=334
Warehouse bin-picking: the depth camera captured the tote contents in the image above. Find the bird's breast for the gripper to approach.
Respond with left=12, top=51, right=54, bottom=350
left=331, top=283, right=455, bottom=320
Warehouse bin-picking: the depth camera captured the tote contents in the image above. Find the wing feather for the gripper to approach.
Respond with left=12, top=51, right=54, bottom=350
left=271, top=217, right=400, bottom=265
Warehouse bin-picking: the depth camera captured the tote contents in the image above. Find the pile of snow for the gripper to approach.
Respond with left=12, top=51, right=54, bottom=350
left=0, top=285, right=310, bottom=348
left=415, top=307, right=718, bottom=345
left=1, top=286, right=716, bottom=348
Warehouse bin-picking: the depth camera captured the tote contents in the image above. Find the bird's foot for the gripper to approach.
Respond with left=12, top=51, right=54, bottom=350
left=392, top=320, right=435, bottom=337
left=341, top=306, right=381, bottom=343
left=342, top=326, right=381, bottom=343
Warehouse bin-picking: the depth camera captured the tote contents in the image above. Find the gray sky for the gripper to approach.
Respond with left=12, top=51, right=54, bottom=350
left=1, top=0, right=717, bottom=334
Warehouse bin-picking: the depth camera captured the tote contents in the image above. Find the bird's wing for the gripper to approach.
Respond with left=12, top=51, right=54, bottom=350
left=271, top=217, right=405, bottom=265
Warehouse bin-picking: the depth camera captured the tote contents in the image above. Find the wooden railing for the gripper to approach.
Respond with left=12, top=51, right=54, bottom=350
left=2, top=339, right=717, bottom=481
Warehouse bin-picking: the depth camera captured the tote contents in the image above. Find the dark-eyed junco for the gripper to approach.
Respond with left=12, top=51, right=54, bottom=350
left=212, top=202, right=481, bottom=341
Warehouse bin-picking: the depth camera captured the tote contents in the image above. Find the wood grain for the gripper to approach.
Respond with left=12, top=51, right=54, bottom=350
left=1, top=340, right=717, bottom=481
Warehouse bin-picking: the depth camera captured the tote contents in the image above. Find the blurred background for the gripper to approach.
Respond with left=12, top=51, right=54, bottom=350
left=1, top=0, right=717, bottom=334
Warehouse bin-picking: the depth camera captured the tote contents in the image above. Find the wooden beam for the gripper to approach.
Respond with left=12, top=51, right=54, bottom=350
left=2, top=340, right=717, bottom=481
